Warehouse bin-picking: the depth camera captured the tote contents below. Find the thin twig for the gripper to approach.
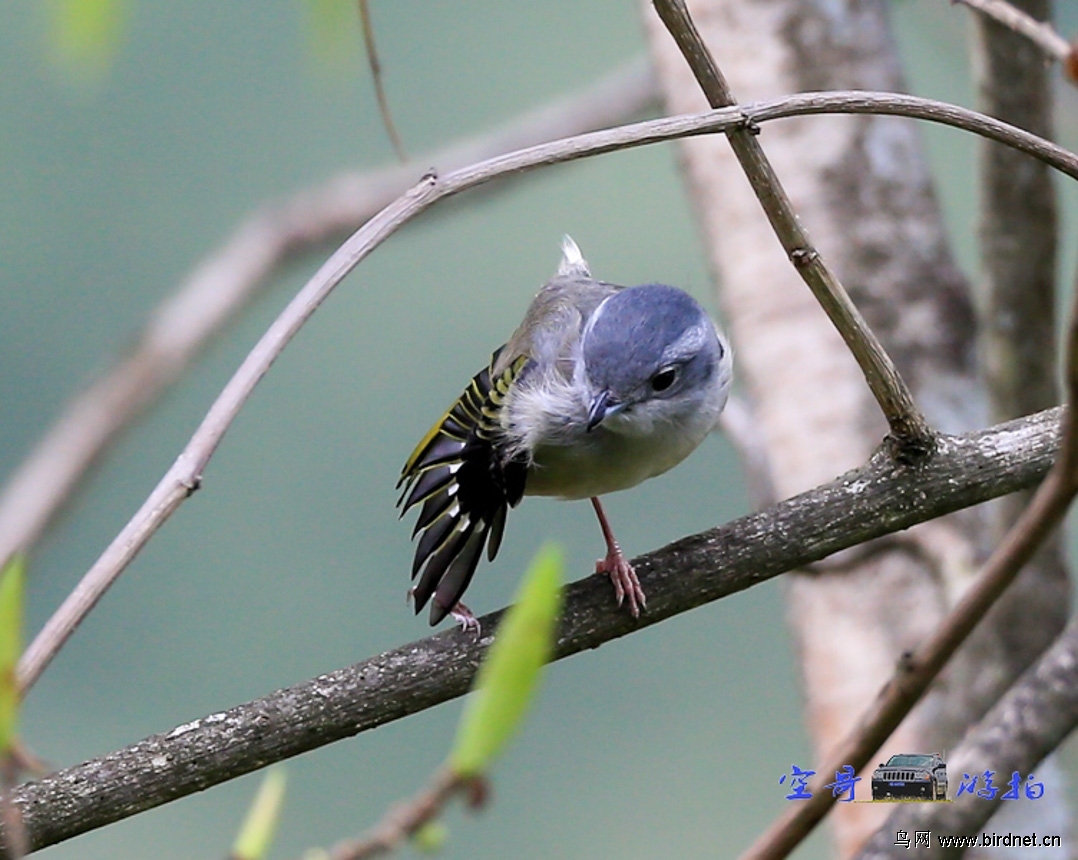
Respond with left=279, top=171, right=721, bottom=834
left=0, top=57, right=657, bottom=580
left=652, top=0, right=933, bottom=453
left=739, top=212, right=1078, bottom=860
left=0, top=755, right=26, bottom=860
left=358, top=0, right=407, bottom=162
left=16, top=90, right=1078, bottom=695
left=1, top=406, right=1065, bottom=853
left=856, top=610, right=1078, bottom=857
left=325, top=768, right=476, bottom=860
left=955, top=0, right=1077, bottom=81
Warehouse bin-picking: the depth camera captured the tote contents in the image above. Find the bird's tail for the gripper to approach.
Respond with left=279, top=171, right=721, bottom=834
left=397, top=351, right=528, bottom=624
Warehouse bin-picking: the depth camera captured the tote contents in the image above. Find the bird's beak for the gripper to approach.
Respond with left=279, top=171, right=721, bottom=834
left=586, top=390, right=624, bottom=432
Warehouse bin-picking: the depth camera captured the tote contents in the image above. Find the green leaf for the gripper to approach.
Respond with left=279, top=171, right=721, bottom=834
left=411, top=819, right=448, bottom=853
left=231, top=767, right=287, bottom=860
left=449, top=544, right=563, bottom=778
left=46, top=0, right=129, bottom=80
left=0, top=556, right=24, bottom=754
left=304, top=0, right=357, bottom=65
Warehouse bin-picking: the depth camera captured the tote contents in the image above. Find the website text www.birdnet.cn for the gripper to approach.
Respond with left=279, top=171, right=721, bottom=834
left=895, top=829, right=1063, bottom=850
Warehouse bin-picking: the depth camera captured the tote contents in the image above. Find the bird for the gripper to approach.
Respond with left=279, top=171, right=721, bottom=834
left=397, top=237, right=732, bottom=629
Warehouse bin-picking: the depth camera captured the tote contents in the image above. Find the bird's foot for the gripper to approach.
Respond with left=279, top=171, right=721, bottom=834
left=408, top=588, right=481, bottom=637
left=595, top=548, right=646, bottom=618
left=449, top=602, right=482, bottom=637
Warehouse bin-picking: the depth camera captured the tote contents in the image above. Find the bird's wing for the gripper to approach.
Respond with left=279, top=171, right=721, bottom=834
left=397, top=349, right=529, bottom=625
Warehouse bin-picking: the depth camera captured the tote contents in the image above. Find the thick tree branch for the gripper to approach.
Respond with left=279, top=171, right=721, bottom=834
left=854, top=183, right=1078, bottom=857
left=18, top=90, right=1078, bottom=692
left=969, top=4, right=1071, bottom=845
left=1, top=407, right=1064, bottom=854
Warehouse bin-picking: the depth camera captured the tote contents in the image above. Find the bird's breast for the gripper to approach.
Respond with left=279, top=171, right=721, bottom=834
left=523, top=418, right=711, bottom=500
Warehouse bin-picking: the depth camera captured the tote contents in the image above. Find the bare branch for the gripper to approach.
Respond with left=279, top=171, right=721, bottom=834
left=856, top=609, right=1078, bottom=856
left=956, top=0, right=1076, bottom=76
left=325, top=768, right=479, bottom=860
left=358, top=0, right=407, bottom=162
left=17, top=89, right=1078, bottom=694
left=651, top=0, right=932, bottom=452
left=970, top=7, right=1070, bottom=837
left=1, top=406, right=1063, bottom=854
left=0, top=57, right=658, bottom=580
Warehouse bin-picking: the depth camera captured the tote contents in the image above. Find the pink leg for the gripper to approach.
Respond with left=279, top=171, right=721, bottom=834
left=449, top=602, right=482, bottom=637
left=407, top=588, right=481, bottom=636
left=590, top=497, right=646, bottom=617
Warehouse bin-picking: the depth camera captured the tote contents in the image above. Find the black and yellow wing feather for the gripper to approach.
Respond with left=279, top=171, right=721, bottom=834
left=397, top=348, right=530, bottom=624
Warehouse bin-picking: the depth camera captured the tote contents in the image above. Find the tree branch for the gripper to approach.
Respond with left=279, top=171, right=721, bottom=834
left=652, top=0, right=932, bottom=452
left=852, top=177, right=1078, bottom=857
left=956, top=0, right=1077, bottom=78
left=1, top=407, right=1064, bottom=854
left=856, top=608, right=1078, bottom=856
left=17, top=90, right=1078, bottom=693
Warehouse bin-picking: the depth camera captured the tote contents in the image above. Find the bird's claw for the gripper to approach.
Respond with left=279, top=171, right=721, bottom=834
left=409, top=588, right=481, bottom=637
left=595, top=549, right=646, bottom=618
left=450, top=602, right=482, bottom=637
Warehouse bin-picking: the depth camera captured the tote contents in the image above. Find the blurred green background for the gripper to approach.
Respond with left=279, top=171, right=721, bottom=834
left=2, top=2, right=1077, bottom=858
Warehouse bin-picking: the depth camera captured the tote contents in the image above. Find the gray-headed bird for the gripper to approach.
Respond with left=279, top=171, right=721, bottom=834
left=398, top=238, right=732, bottom=629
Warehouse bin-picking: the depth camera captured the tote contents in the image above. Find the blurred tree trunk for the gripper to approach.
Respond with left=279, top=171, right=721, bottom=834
left=641, top=0, right=1068, bottom=855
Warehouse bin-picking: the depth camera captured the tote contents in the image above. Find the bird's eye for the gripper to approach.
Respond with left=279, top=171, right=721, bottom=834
left=650, top=366, right=678, bottom=392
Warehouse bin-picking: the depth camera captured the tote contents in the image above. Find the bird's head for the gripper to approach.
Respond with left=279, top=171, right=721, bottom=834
left=582, top=284, right=731, bottom=436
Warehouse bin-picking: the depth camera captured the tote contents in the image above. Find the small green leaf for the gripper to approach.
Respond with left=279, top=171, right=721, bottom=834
left=232, top=767, right=287, bottom=860
left=449, top=544, right=563, bottom=778
left=0, top=557, right=25, bottom=754
left=411, top=819, right=449, bottom=853
left=46, top=0, right=129, bottom=80
left=304, top=0, right=357, bottom=65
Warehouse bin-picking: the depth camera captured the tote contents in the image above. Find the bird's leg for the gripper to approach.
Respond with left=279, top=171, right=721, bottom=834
left=407, top=587, right=481, bottom=636
left=449, top=602, right=482, bottom=636
left=590, top=496, right=646, bottom=617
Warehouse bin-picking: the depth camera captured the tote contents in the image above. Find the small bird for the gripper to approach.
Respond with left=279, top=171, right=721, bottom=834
left=397, top=237, right=732, bottom=629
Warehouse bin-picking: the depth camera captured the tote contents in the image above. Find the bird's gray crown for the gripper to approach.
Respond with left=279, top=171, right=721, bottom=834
left=582, top=283, right=720, bottom=399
